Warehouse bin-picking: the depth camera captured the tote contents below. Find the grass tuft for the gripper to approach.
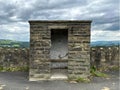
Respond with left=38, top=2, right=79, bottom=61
left=0, top=66, right=29, bottom=72
left=90, top=66, right=108, bottom=78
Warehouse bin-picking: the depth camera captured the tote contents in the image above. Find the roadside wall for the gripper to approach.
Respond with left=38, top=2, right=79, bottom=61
left=0, top=46, right=119, bottom=70
left=90, top=46, right=119, bottom=68
left=0, top=48, right=29, bottom=68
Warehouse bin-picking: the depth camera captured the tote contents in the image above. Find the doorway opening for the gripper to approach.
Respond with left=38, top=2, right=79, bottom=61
left=50, top=29, right=68, bottom=80
left=50, top=29, right=68, bottom=59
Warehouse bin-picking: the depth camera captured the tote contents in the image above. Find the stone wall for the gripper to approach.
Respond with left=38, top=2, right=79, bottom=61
left=0, top=46, right=119, bottom=71
left=68, top=23, right=91, bottom=78
left=29, top=21, right=51, bottom=80
left=91, top=46, right=120, bottom=69
left=0, top=48, right=29, bottom=68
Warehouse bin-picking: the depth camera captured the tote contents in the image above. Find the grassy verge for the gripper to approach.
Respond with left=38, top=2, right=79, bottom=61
left=0, top=66, right=29, bottom=72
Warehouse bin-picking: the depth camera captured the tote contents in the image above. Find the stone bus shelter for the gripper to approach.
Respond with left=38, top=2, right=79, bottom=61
left=29, top=20, right=92, bottom=81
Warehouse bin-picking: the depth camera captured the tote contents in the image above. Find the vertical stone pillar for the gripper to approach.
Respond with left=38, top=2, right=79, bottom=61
left=68, top=22, right=91, bottom=79
left=29, top=22, right=51, bottom=81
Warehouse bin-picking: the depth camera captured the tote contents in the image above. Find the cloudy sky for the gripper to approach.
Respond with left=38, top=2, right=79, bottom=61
left=0, top=0, right=119, bottom=42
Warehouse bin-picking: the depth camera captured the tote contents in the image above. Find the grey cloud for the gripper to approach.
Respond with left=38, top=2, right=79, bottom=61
left=106, top=22, right=119, bottom=30
left=75, top=0, right=119, bottom=31
left=0, top=0, right=119, bottom=41
left=34, top=0, right=87, bottom=10
left=0, top=0, right=88, bottom=22
left=28, top=0, right=88, bottom=20
left=0, top=1, right=17, bottom=24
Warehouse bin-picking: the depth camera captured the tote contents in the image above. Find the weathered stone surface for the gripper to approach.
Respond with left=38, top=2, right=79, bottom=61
left=29, top=20, right=92, bottom=80
left=0, top=48, right=29, bottom=68
left=0, top=46, right=119, bottom=80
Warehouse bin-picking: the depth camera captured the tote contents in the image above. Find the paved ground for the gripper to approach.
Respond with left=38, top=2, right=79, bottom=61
left=0, top=70, right=119, bottom=90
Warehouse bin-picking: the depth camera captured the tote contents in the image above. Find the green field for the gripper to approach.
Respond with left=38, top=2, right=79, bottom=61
left=0, top=39, right=29, bottom=48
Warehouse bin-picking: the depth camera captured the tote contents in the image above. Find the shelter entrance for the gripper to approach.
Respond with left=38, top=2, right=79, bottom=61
left=29, top=20, right=91, bottom=81
left=50, top=29, right=68, bottom=79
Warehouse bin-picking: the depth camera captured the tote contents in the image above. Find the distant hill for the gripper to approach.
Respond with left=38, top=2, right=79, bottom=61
left=0, top=39, right=119, bottom=48
left=0, top=39, right=29, bottom=48
left=90, top=41, right=120, bottom=47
